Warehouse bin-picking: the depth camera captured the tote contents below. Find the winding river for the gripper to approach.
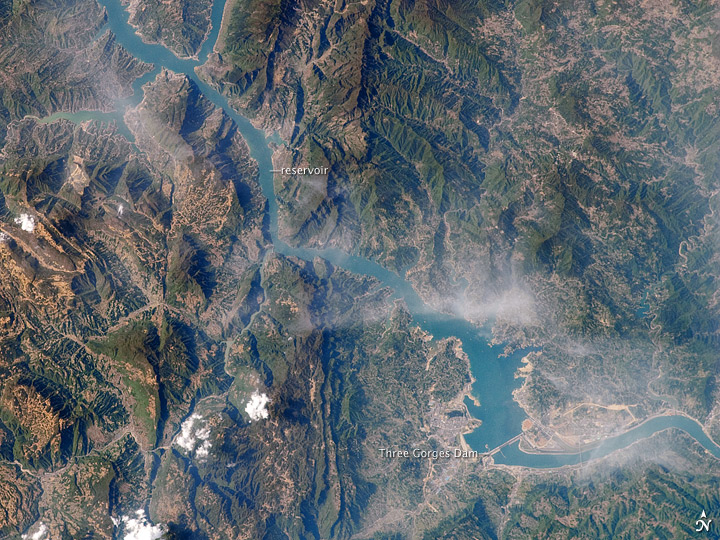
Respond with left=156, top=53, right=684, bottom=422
left=59, top=0, right=720, bottom=468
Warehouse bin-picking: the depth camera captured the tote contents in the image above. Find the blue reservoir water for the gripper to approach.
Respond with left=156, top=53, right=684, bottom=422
left=62, top=0, right=720, bottom=468
left=496, top=415, right=720, bottom=469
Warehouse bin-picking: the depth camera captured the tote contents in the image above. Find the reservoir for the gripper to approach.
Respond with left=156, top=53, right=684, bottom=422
left=76, top=0, right=720, bottom=469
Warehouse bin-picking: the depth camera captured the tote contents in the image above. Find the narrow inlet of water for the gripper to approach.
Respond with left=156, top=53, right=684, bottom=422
left=52, top=0, right=720, bottom=468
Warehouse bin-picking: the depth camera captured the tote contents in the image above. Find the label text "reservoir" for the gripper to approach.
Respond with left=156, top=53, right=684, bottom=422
left=272, top=167, right=329, bottom=175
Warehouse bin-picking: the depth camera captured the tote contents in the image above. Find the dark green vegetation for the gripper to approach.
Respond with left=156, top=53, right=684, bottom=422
left=2, top=0, right=720, bottom=538
left=126, top=0, right=213, bottom=58
left=148, top=254, right=478, bottom=538
left=0, top=0, right=151, bottom=141
left=202, top=0, right=720, bottom=445
left=0, top=27, right=480, bottom=536
left=0, top=59, right=266, bottom=534
left=424, top=431, right=720, bottom=539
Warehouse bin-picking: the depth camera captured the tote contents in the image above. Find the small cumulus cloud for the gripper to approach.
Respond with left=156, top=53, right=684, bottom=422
left=175, top=413, right=212, bottom=458
left=116, top=509, right=165, bottom=540
left=195, top=439, right=211, bottom=458
left=21, top=522, right=48, bottom=540
left=118, top=204, right=125, bottom=217
left=14, top=213, right=35, bottom=232
left=245, top=391, right=270, bottom=422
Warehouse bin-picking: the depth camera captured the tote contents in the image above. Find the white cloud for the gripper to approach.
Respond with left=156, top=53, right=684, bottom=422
left=452, top=285, right=536, bottom=326
left=118, top=204, right=125, bottom=217
left=174, top=413, right=211, bottom=458
left=118, top=509, right=165, bottom=540
left=245, top=391, right=270, bottom=422
left=175, top=413, right=201, bottom=451
left=33, top=524, right=48, bottom=540
left=195, top=439, right=211, bottom=458
left=14, top=213, right=35, bottom=232
left=21, top=521, right=48, bottom=540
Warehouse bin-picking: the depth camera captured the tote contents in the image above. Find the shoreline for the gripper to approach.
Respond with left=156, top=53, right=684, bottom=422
left=212, top=0, right=237, bottom=54
left=458, top=336, right=483, bottom=451
left=122, top=0, right=208, bottom=62
left=511, top=410, right=720, bottom=460
left=46, top=0, right=720, bottom=478
left=491, top=426, right=697, bottom=474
